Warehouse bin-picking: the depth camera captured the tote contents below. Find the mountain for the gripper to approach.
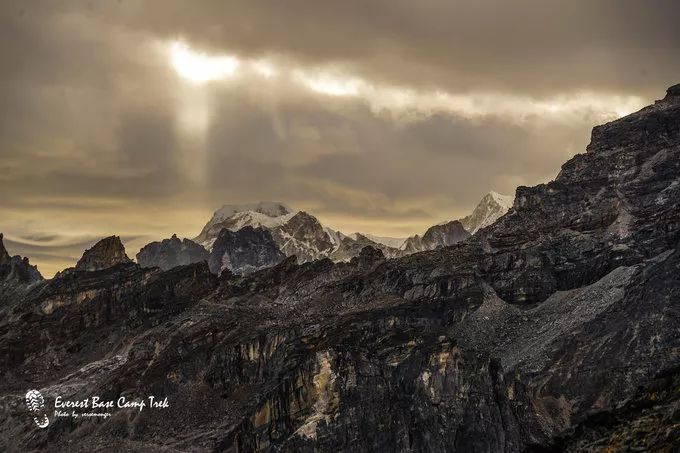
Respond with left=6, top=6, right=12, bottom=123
left=3, top=85, right=678, bottom=451
left=459, top=190, right=514, bottom=234
left=192, top=191, right=512, bottom=268
left=195, top=204, right=402, bottom=265
left=74, top=236, right=132, bottom=272
left=330, top=232, right=401, bottom=261
left=270, top=211, right=335, bottom=262
left=194, top=202, right=294, bottom=249
left=401, top=220, right=470, bottom=253
left=208, top=226, right=286, bottom=275
left=398, top=191, right=512, bottom=254
left=136, top=234, right=209, bottom=271
left=360, top=233, right=406, bottom=249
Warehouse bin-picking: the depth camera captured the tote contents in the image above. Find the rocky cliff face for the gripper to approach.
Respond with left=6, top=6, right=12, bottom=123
left=1, top=86, right=679, bottom=452
left=209, top=226, right=286, bottom=275
left=74, top=236, right=132, bottom=272
left=137, top=234, right=209, bottom=271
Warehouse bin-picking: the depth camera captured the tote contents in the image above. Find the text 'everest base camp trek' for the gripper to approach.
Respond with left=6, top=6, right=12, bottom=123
left=1, top=84, right=679, bottom=452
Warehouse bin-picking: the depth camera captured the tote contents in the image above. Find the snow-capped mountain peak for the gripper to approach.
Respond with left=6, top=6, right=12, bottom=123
left=212, top=202, right=292, bottom=222
left=487, top=191, right=514, bottom=211
left=459, top=191, right=515, bottom=234
left=194, top=202, right=294, bottom=249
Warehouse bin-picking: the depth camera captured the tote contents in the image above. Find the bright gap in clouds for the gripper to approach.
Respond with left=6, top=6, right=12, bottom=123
left=166, top=40, right=646, bottom=121
left=169, top=41, right=239, bottom=83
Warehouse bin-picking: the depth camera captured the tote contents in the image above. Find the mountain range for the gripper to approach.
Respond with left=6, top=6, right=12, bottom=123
left=1, top=84, right=678, bottom=451
left=136, top=190, right=514, bottom=275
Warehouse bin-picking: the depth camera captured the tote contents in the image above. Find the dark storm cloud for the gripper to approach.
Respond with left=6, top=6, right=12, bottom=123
left=201, top=89, right=592, bottom=219
left=0, top=0, right=678, bottom=275
left=79, top=0, right=680, bottom=96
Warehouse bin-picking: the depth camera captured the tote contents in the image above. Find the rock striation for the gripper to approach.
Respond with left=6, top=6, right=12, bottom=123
left=137, top=234, right=209, bottom=271
left=0, top=85, right=679, bottom=452
left=74, top=236, right=132, bottom=272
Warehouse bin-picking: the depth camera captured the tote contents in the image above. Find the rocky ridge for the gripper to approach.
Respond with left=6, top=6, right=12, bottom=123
left=0, top=85, right=679, bottom=452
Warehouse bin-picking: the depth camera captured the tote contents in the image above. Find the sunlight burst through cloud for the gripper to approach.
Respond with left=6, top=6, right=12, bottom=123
left=169, top=41, right=240, bottom=84
left=166, top=40, right=645, bottom=121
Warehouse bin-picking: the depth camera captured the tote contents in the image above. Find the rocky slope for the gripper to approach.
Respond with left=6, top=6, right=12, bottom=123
left=136, top=234, right=209, bottom=271
left=209, top=226, right=286, bottom=275
left=1, top=85, right=679, bottom=452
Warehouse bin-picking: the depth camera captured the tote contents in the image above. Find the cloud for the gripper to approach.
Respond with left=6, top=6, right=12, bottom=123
left=0, top=0, right=678, bottom=275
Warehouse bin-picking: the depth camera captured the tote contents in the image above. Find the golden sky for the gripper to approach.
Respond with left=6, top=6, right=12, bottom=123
left=1, top=0, right=679, bottom=276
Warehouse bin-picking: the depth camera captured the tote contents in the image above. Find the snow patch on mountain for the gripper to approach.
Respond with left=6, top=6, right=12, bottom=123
left=195, top=202, right=294, bottom=249
left=459, top=191, right=515, bottom=234
left=213, top=202, right=292, bottom=221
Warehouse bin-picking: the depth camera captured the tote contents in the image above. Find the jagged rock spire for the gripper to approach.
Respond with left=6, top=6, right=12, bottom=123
left=75, top=236, right=132, bottom=272
left=0, top=233, right=10, bottom=266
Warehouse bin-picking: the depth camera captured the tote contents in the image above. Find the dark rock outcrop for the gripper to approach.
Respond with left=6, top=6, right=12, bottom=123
left=136, top=234, right=209, bottom=271
left=74, top=236, right=132, bottom=272
left=0, top=233, right=43, bottom=306
left=0, top=233, right=10, bottom=266
left=1, top=85, right=679, bottom=452
left=209, top=226, right=286, bottom=275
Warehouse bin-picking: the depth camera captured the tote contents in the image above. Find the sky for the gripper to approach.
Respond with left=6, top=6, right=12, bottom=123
left=1, top=0, right=679, bottom=277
